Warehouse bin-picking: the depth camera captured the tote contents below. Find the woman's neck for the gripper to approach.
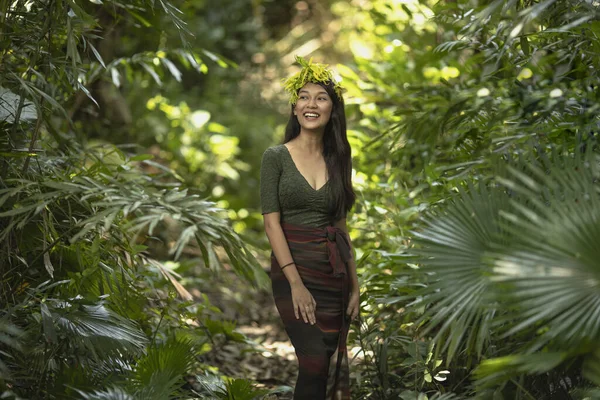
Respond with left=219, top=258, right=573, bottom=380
left=294, top=131, right=324, bottom=154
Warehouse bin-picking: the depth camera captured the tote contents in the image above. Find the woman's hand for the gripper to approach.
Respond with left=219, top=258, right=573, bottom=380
left=291, top=281, right=317, bottom=325
left=346, top=289, right=360, bottom=321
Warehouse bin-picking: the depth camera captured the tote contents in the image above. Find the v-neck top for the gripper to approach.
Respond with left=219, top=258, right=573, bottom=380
left=260, top=144, right=334, bottom=228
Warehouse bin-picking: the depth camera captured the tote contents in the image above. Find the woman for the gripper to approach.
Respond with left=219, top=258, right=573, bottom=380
left=260, top=56, right=360, bottom=400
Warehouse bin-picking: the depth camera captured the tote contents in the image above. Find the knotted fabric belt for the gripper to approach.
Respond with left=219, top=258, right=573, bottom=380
left=325, top=225, right=352, bottom=276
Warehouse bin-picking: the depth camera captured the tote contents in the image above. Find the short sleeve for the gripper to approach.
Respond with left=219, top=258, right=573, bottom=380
left=260, top=147, right=281, bottom=214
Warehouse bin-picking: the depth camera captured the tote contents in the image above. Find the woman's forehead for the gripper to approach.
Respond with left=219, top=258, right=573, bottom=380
left=299, top=82, right=329, bottom=95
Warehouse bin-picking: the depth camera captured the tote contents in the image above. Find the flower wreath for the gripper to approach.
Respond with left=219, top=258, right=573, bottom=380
left=282, top=55, right=344, bottom=104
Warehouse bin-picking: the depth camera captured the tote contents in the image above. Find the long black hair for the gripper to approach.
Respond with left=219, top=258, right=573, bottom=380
left=283, top=80, right=356, bottom=222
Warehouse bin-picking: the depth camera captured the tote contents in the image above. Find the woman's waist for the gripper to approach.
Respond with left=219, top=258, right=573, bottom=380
left=270, top=250, right=333, bottom=277
left=279, top=212, right=332, bottom=229
left=280, top=221, right=342, bottom=239
left=280, top=221, right=352, bottom=275
left=286, top=241, right=329, bottom=261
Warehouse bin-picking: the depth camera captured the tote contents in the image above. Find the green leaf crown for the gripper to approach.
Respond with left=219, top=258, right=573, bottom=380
left=283, top=56, right=344, bottom=104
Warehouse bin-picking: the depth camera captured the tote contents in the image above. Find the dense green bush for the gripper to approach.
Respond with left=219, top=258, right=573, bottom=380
left=340, top=0, right=600, bottom=398
left=0, top=1, right=269, bottom=398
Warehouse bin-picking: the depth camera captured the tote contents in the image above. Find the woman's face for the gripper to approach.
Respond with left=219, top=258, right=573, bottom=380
left=293, top=82, right=333, bottom=133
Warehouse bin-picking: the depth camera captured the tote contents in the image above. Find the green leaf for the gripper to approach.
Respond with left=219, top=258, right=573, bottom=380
left=0, top=202, right=39, bottom=217
left=77, top=82, right=99, bottom=108
left=475, top=352, right=566, bottom=388
left=132, top=339, right=197, bottom=397
left=0, top=86, right=37, bottom=123
left=583, top=349, right=600, bottom=386
left=520, top=36, right=530, bottom=56
left=160, top=58, right=182, bottom=82
left=140, top=62, right=162, bottom=86
left=88, top=42, right=106, bottom=68
left=202, top=49, right=230, bottom=68
left=40, top=303, right=57, bottom=343
left=130, top=154, right=153, bottom=162
left=76, top=386, right=133, bottom=400
left=411, top=183, right=509, bottom=361
left=110, top=67, right=121, bottom=87
left=224, top=378, right=270, bottom=400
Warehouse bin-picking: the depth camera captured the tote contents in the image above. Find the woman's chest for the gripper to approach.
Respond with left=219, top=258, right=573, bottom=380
left=278, top=168, right=331, bottom=210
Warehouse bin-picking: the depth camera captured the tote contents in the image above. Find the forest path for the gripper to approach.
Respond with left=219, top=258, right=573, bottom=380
left=194, top=263, right=296, bottom=399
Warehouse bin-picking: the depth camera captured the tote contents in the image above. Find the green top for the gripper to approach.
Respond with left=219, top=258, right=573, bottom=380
left=260, top=144, right=334, bottom=228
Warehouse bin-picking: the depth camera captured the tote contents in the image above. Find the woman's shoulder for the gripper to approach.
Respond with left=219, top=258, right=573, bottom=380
left=264, top=144, right=286, bottom=154
left=262, top=144, right=287, bottom=159
left=261, top=144, right=288, bottom=170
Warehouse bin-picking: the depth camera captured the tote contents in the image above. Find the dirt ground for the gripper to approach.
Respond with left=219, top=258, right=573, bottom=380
left=193, top=263, right=297, bottom=399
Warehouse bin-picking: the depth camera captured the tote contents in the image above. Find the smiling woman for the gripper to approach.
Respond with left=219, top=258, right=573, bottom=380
left=259, top=56, right=359, bottom=400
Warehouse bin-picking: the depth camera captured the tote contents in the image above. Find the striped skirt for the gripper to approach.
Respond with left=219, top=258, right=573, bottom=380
left=270, top=222, right=351, bottom=400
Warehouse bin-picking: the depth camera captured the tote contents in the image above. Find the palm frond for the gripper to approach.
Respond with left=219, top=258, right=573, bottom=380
left=493, top=151, right=600, bottom=349
left=50, top=300, right=148, bottom=353
left=130, top=338, right=196, bottom=398
left=10, top=298, right=147, bottom=382
left=223, top=378, right=270, bottom=400
left=132, top=371, right=182, bottom=400
left=411, top=182, right=511, bottom=362
left=193, top=371, right=228, bottom=397
left=75, top=386, right=134, bottom=400
left=0, top=320, right=22, bottom=379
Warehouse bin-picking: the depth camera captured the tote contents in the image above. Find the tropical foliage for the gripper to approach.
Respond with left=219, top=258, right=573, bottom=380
left=3, top=0, right=600, bottom=399
left=1, top=0, right=268, bottom=398
left=341, top=0, right=600, bottom=398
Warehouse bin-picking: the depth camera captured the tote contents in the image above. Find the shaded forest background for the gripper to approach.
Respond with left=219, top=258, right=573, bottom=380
left=2, top=0, right=600, bottom=399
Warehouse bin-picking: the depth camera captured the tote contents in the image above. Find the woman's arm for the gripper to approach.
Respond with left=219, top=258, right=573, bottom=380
left=263, top=212, right=303, bottom=286
left=334, top=217, right=360, bottom=321
left=264, top=212, right=317, bottom=325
